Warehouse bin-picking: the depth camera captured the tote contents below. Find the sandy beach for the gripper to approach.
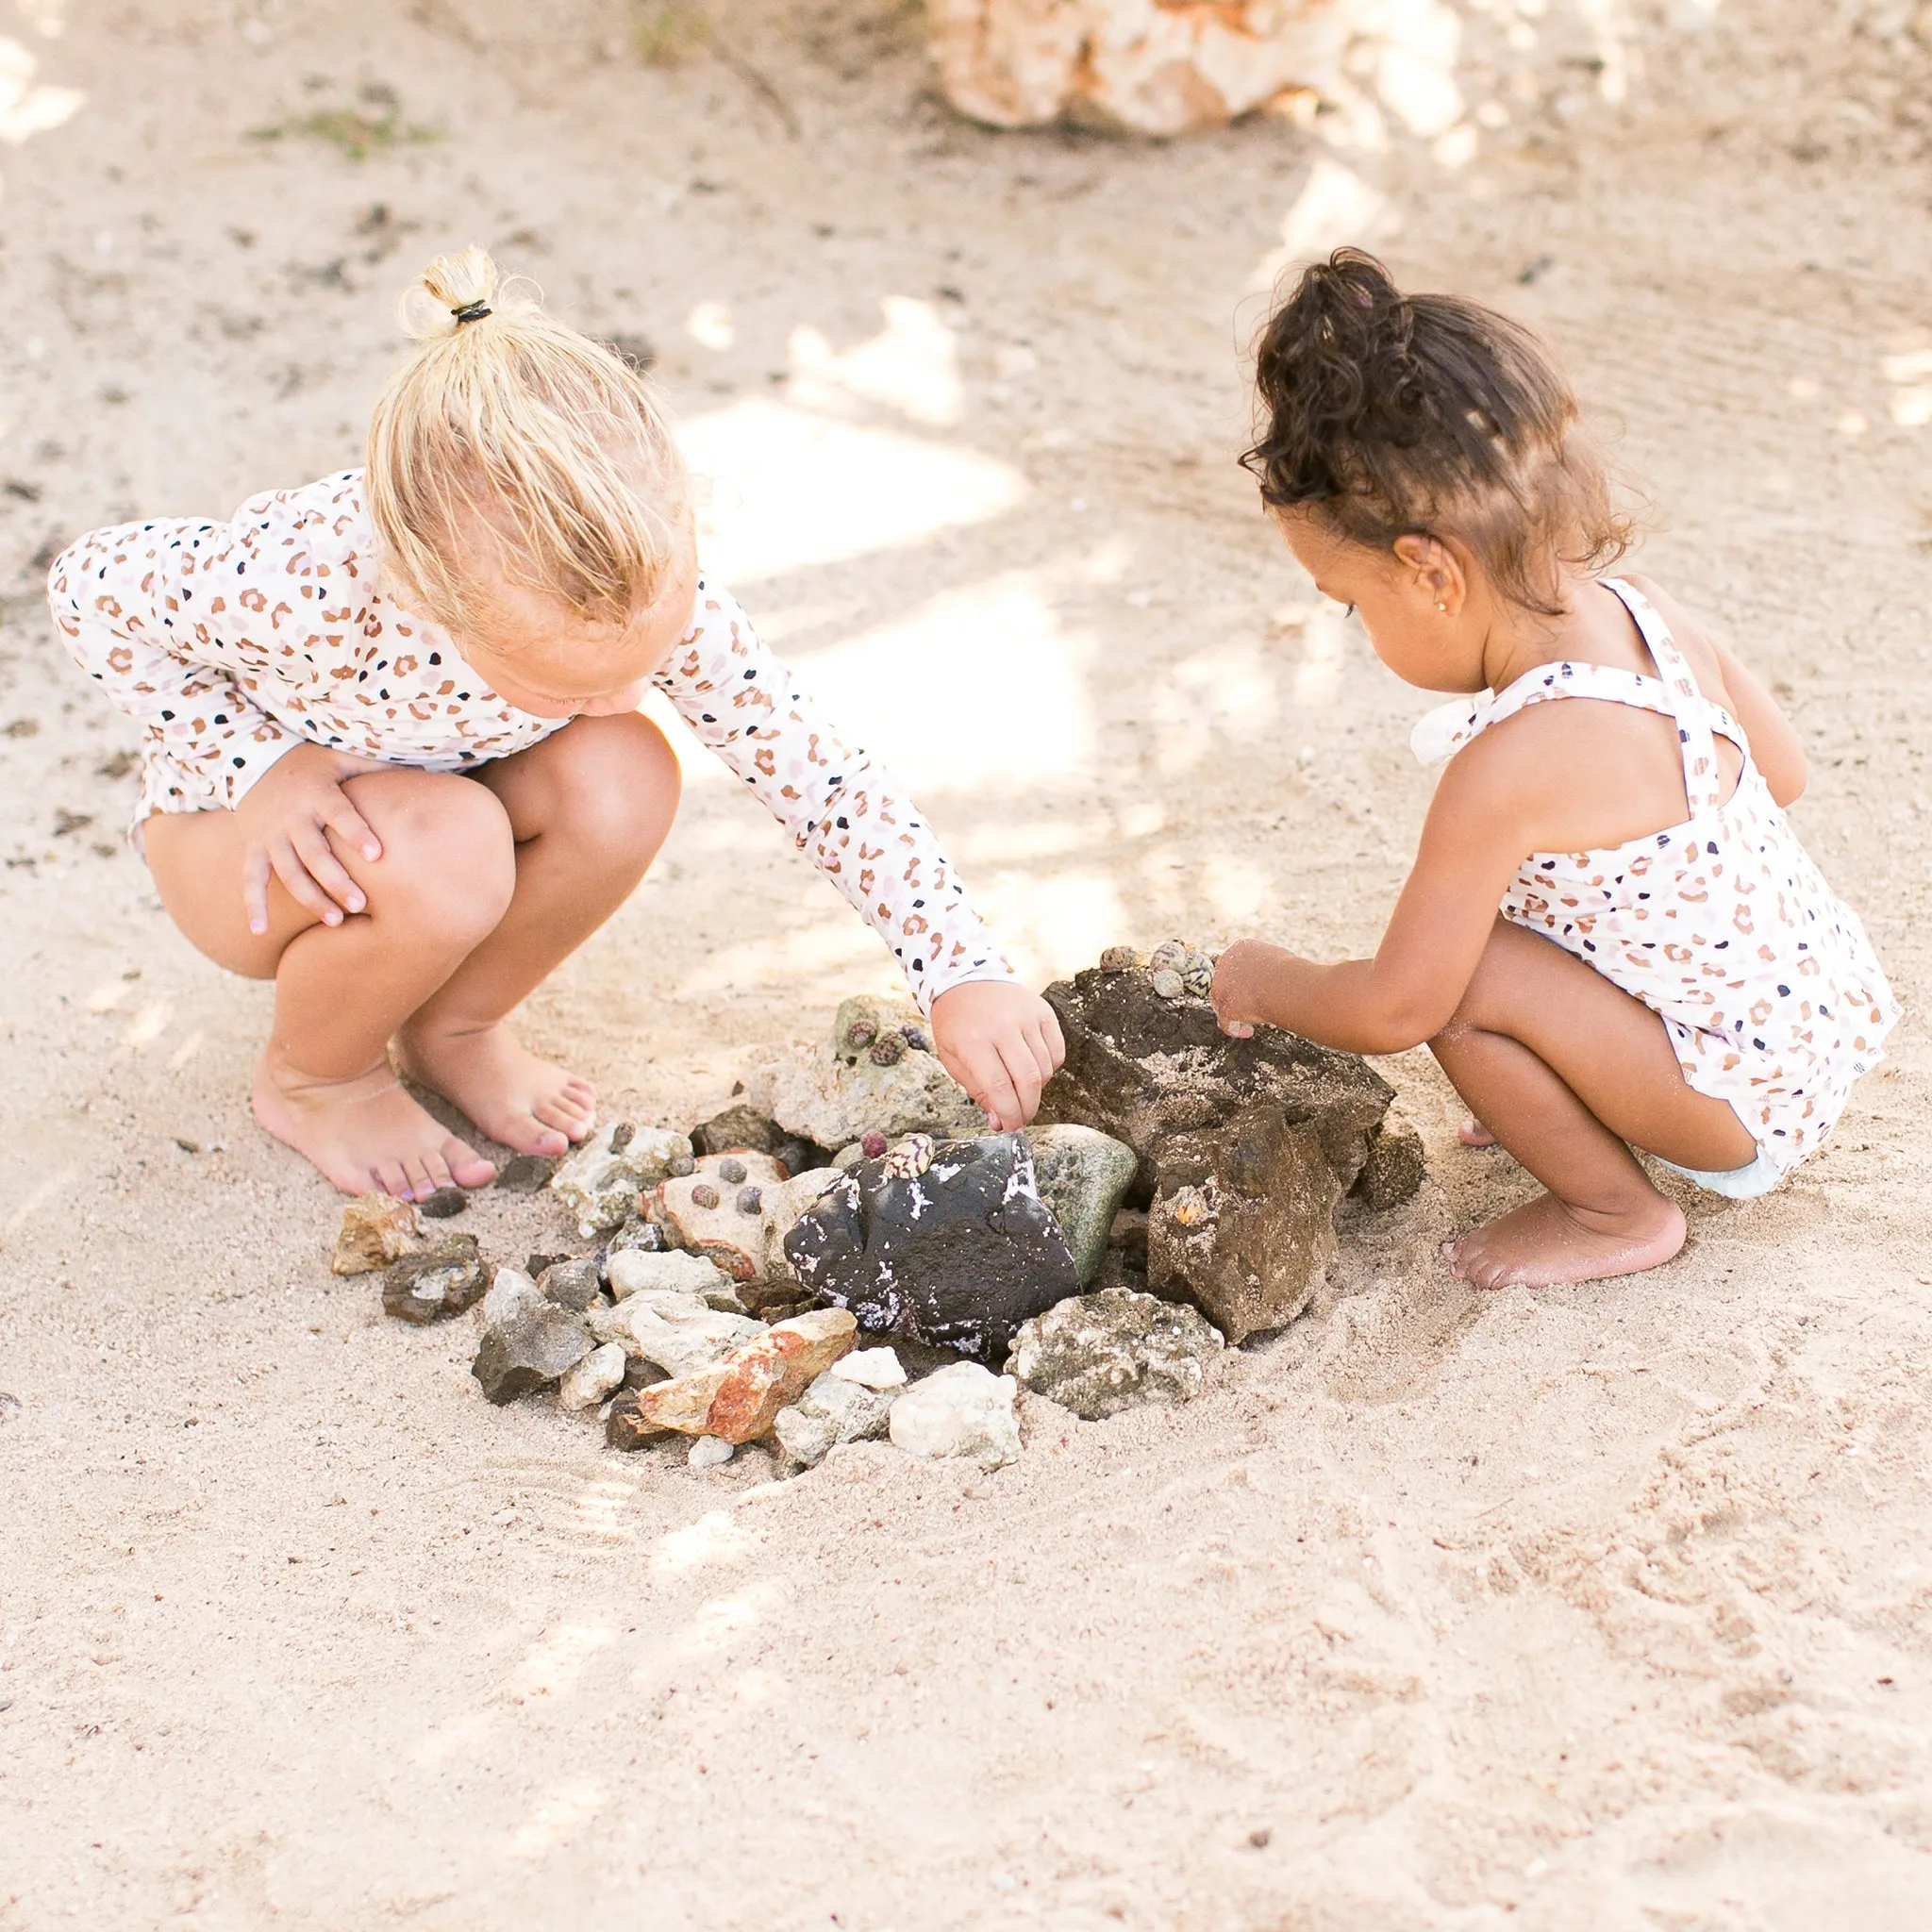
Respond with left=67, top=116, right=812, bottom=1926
left=2, top=1, right=1930, bottom=1924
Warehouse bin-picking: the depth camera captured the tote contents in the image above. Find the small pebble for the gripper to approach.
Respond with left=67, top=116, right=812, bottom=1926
left=669, top=1154, right=694, bottom=1177
left=691, top=1181, right=720, bottom=1209
left=417, top=1186, right=468, bottom=1219
left=0, top=1391, right=21, bottom=1424
left=689, top=1435, right=735, bottom=1472
left=902, top=1024, right=929, bottom=1052
left=609, top=1122, right=635, bottom=1152
left=495, top=1152, right=558, bottom=1192
left=1098, top=945, right=1141, bottom=972
left=861, top=1131, right=888, bottom=1159
left=717, top=1157, right=747, bottom=1185
left=1150, top=968, right=1186, bottom=1000
left=525, top=1251, right=570, bottom=1280
left=736, top=1185, right=763, bottom=1215
left=1248, top=1827, right=1273, bottom=1850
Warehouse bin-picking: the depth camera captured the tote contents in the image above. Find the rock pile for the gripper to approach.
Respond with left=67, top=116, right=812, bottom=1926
left=1035, top=948, right=1424, bottom=1341
left=341, top=949, right=1426, bottom=1477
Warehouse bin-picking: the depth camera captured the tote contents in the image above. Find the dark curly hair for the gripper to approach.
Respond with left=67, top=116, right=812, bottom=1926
left=1241, top=249, right=1630, bottom=616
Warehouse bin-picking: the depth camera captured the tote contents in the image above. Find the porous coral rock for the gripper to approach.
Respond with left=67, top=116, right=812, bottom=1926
left=784, top=1134, right=1078, bottom=1365
left=648, top=1151, right=791, bottom=1279
left=887, top=1361, right=1021, bottom=1469
left=744, top=1000, right=984, bottom=1149
left=829, top=1345, right=908, bottom=1391
left=1148, top=1104, right=1340, bottom=1344
left=929, top=0, right=1347, bottom=139
left=330, top=1193, right=420, bottom=1275
left=549, top=1122, right=693, bottom=1237
left=1008, top=1288, right=1224, bottom=1420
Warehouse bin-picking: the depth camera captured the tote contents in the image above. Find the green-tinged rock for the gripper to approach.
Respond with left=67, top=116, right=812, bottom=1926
left=1024, top=1124, right=1139, bottom=1288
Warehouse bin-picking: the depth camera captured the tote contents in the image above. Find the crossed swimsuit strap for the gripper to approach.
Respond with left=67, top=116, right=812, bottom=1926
left=1408, top=577, right=1739, bottom=813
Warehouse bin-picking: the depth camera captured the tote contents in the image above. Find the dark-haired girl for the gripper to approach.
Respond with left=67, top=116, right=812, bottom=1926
left=1211, top=250, right=1898, bottom=1288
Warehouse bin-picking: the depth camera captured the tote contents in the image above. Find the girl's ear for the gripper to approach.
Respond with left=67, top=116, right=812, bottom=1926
left=1391, top=532, right=1470, bottom=615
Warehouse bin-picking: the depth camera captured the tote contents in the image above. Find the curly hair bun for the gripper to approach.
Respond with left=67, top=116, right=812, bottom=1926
left=1242, top=249, right=1628, bottom=614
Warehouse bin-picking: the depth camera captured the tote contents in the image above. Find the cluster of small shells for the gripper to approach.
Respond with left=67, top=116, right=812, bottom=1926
left=690, top=1155, right=765, bottom=1216
left=1099, top=939, right=1216, bottom=1002
left=841, top=1017, right=932, bottom=1066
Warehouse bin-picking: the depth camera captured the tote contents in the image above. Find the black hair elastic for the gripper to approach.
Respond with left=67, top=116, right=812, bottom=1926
left=451, top=300, right=492, bottom=325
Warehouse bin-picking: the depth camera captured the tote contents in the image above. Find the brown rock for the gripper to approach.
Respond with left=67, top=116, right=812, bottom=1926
left=330, top=1194, right=420, bottom=1275
left=649, top=1151, right=791, bottom=1280
left=605, top=1391, right=673, bottom=1452
left=1037, top=959, right=1393, bottom=1195
left=1147, top=1105, right=1340, bottom=1345
left=382, top=1237, right=487, bottom=1324
left=634, top=1308, right=859, bottom=1444
left=1351, top=1118, right=1427, bottom=1210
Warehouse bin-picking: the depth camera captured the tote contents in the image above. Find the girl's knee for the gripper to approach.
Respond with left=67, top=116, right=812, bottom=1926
left=543, top=715, right=680, bottom=856
left=345, top=771, right=516, bottom=926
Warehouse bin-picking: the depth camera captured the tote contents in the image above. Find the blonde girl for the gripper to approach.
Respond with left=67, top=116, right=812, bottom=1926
left=54, top=247, right=1061, bottom=1201
left=1210, top=250, right=1899, bottom=1289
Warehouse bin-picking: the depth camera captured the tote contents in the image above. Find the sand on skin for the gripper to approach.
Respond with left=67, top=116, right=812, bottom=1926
left=1, top=3, right=1929, bottom=1926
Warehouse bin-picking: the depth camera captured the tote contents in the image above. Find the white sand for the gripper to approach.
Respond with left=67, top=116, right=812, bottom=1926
left=2, top=2, right=1929, bottom=1925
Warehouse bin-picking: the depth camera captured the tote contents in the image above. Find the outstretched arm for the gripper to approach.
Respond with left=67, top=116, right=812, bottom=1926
left=657, top=579, right=1063, bottom=1124
left=1213, top=732, right=1536, bottom=1054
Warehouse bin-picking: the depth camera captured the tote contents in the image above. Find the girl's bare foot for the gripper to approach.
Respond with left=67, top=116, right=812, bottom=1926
left=396, top=1020, right=597, bottom=1158
left=1444, top=1188, right=1686, bottom=1289
left=1459, top=1117, right=1497, bottom=1147
left=252, top=1049, right=498, bottom=1199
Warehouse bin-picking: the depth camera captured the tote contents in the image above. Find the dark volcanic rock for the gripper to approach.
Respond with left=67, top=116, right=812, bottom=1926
left=691, top=1102, right=830, bottom=1178
left=1351, top=1118, right=1427, bottom=1209
left=417, top=1186, right=468, bottom=1219
left=472, top=1288, right=595, bottom=1406
left=784, top=1135, right=1078, bottom=1366
left=1147, top=1105, right=1341, bottom=1344
left=537, top=1257, right=603, bottom=1313
left=1036, top=964, right=1394, bottom=1196
left=494, top=1153, right=558, bottom=1193
left=605, top=1390, right=673, bottom=1450
left=380, top=1237, right=487, bottom=1324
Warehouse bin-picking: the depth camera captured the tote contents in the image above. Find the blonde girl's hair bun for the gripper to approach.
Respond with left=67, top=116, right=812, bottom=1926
left=394, top=243, right=536, bottom=341
left=369, top=243, right=691, bottom=637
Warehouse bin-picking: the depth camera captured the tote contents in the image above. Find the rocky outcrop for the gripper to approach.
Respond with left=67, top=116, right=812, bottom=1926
left=1009, top=1287, right=1224, bottom=1418
left=1148, top=1104, right=1341, bottom=1343
left=1036, top=955, right=1395, bottom=1196
left=929, top=0, right=1349, bottom=139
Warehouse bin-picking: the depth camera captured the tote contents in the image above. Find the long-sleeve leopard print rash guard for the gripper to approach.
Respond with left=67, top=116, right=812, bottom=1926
left=50, top=470, right=1016, bottom=1015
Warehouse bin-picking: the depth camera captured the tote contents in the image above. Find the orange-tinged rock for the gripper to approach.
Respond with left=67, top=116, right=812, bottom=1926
left=637, top=1308, right=860, bottom=1444
left=330, top=1193, right=420, bottom=1275
left=634, top=1360, right=734, bottom=1434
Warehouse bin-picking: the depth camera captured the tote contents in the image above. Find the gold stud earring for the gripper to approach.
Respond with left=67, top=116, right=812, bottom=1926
left=1436, top=600, right=1448, bottom=612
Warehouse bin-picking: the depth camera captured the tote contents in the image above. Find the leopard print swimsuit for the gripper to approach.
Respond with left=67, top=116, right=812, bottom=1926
left=1411, top=577, right=1899, bottom=1188
left=51, top=471, right=1016, bottom=1014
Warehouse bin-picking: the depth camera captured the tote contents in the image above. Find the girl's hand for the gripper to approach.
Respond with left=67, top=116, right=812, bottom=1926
left=931, top=980, right=1067, bottom=1131
left=1210, top=939, right=1295, bottom=1040
left=234, top=743, right=384, bottom=935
